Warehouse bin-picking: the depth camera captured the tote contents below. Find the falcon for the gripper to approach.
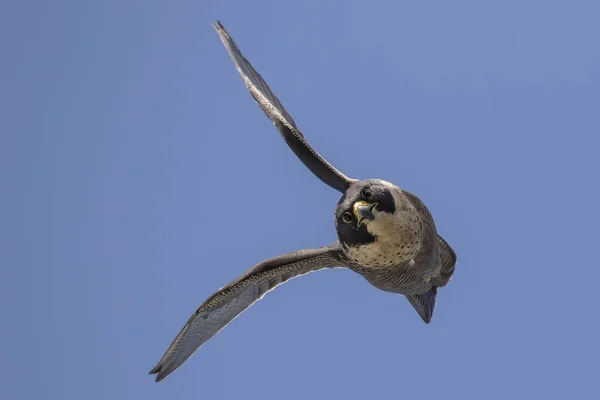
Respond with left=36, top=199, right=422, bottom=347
left=150, top=21, right=457, bottom=382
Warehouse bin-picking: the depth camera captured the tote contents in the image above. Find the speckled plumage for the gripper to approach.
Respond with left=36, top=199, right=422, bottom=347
left=149, top=21, right=457, bottom=383
left=338, top=180, right=453, bottom=296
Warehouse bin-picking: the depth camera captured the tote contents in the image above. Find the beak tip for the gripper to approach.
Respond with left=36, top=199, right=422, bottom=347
left=354, top=202, right=377, bottom=226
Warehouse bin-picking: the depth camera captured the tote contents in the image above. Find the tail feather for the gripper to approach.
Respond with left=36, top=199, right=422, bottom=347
left=406, top=288, right=437, bottom=324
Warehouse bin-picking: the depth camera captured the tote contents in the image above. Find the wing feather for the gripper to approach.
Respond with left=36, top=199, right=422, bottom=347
left=213, top=21, right=354, bottom=193
left=436, top=235, right=456, bottom=287
left=150, top=243, right=345, bottom=382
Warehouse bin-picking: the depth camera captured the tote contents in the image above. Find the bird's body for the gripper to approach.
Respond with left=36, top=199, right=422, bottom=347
left=149, top=21, right=457, bottom=382
left=338, top=180, right=453, bottom=296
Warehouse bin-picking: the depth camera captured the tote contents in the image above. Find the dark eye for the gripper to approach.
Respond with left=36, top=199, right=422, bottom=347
left=362, top=188, right=372, bottom=199
left=342, top=212, right=353, bottom=223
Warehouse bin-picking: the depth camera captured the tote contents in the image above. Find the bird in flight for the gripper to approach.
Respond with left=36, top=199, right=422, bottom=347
left=150, top=21, right=457, bottom=382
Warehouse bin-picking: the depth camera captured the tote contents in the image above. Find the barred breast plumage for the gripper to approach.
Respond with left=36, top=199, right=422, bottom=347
left=338, top=181, right=443, bottom=295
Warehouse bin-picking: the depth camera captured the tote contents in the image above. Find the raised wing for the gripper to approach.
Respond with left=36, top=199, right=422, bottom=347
left=150, top=243, right=346, bottom=382
left=214, top=21, right=355, bottom=193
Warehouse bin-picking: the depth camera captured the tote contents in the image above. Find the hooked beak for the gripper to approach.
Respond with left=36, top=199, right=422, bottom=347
left=353, top=201, right=378, bottom=227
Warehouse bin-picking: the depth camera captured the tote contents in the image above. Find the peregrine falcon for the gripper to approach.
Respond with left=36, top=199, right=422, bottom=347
left=149, top=21, right=457, bottom=382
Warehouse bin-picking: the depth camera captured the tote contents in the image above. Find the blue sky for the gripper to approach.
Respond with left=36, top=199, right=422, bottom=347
left=2, top=1, right=599, bottom=399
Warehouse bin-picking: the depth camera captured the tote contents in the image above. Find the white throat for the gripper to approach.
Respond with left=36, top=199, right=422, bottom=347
left=346, top=184, right=423, bottom=268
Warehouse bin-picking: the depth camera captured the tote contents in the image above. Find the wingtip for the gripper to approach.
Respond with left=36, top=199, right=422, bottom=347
left=212, top=20, right=231, bottom=41
left=149, top=365, right=160, bottom=375
left=149, top=366, right=168, bottom=383
left=213, top=20, right=225, bottom=31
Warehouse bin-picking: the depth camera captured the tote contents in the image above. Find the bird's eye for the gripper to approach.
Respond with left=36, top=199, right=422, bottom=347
left=342, top=212, right=353, bottom=223
left=362, top=188, right=372, bottom=199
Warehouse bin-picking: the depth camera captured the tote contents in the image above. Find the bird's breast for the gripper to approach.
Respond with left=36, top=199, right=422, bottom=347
left=343, top=210, right=439, bottom=293
left=345, top=210, right=423, bottom=268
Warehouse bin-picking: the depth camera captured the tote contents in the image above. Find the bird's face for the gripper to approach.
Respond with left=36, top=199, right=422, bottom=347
left=335, top=180, right=397, bottom=248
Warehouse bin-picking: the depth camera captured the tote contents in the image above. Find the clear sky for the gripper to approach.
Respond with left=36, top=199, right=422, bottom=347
left=2, top=1, right=599, bottom=399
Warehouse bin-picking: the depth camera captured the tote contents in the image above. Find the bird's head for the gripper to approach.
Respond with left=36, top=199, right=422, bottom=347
left=334, top=179, right=398, bottom=247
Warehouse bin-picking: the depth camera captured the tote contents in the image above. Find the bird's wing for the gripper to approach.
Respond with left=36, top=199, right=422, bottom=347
left=213, top=21, right=355, bottom=193
left=435, top=235, right=456, bottom=287
left=149, top=243, right=346, bottom=382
